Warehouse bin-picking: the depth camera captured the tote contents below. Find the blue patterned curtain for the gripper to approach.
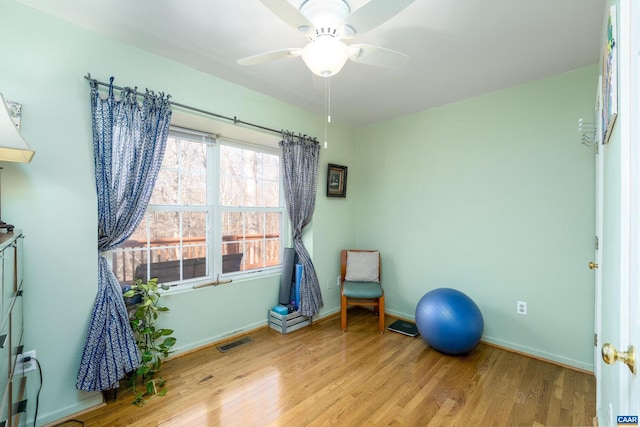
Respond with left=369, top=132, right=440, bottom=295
left=280, top=132, right=323, bottom=316
left=76, top=78, right=172, bottom=392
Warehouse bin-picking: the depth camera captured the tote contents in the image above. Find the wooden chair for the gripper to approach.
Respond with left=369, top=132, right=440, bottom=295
left=340, top=250, right=385, bottom=333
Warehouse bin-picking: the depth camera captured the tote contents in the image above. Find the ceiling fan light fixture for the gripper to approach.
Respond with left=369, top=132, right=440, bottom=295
left=301, top=36, right=350, bottom=77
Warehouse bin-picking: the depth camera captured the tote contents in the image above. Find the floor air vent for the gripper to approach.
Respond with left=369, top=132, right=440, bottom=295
left=217, top=337, right=253, bottom=353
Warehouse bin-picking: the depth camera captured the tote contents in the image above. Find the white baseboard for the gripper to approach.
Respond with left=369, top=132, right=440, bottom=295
left=382, top=308, right=593, bottom=372
left=40, top=393, right=104, bottom=426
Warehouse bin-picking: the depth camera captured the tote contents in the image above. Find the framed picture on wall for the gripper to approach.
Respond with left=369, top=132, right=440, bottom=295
left=602, top=4, right=618, bottom=144
left=327, top=163, right=347, bottom=198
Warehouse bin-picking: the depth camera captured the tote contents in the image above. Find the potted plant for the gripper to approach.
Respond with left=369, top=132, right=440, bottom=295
left=123, top=277, right=177, bottom=405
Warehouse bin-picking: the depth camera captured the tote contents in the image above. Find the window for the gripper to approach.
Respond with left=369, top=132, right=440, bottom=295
left=111, top=127, right=285, bottom=289
left=220, top=144, right=283, bottom=273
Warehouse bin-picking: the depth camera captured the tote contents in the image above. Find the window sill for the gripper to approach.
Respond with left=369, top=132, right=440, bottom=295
left=160, top=268, right=282, bottom=295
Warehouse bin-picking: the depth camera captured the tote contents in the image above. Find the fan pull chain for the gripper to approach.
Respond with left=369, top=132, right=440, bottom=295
left=324, top=76, right=331, bottom=149
left=327, top=75, right=331, bottom=124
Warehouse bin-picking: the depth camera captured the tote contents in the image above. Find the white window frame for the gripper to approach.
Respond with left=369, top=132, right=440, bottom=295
left=111, top=124, right=288, bottom=292
left=215, top=137, right=287, bottom=280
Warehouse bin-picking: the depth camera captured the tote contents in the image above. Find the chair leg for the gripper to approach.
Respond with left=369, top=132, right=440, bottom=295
left=378, top=296, right=385, bottom=334
left=341, top=294, right=347, bottom=331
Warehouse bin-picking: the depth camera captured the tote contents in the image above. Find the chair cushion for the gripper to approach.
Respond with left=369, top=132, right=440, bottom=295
left=343, top=281, right=383, bottom=299
left=345, top=251, right=379, bottom=282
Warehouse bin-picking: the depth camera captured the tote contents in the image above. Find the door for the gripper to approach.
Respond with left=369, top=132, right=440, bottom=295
left=627, top=0, right=640, bottom=413
left=598, top=0, right=640, bottom=424
left=594, top=73, right=604, bottom=416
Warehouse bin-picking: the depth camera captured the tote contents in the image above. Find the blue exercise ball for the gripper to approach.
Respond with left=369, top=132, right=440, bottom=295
left=415, top=288, right=484, bottom=355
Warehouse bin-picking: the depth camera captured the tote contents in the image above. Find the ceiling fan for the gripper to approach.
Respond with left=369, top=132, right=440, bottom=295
left=237, top=0, right=415, bottom=77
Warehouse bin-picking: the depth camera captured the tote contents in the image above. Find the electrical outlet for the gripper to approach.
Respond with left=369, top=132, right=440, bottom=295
left=16, top=350, right=36, bottom=374
left=517, top=301, right=527, bottom=316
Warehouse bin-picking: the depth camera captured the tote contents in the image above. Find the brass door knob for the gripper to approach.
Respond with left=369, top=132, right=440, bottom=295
left=602, top=343, right=636, bottom=374
left=589, top=261, right=599, bottom=270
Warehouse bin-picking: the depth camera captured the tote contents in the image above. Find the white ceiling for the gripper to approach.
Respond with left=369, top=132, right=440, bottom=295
left=15, top=0, right=606, bottom=128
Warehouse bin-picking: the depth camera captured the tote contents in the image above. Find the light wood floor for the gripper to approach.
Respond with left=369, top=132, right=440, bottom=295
left=59, top=308, right=596, bottom=426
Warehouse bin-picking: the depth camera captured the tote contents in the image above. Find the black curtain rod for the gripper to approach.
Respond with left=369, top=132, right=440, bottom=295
left=84, top=74, right=285, bottom=137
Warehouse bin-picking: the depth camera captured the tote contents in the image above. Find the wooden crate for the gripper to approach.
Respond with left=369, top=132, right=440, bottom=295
left=268, top=309, right=311, bottom=334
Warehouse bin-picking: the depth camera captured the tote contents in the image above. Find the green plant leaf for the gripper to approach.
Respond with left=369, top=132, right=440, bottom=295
left=164, top=336, right=177, bottom=346
left=157, top=389, right=168, bottom=397
left=133, top=393, right=144, bottom=406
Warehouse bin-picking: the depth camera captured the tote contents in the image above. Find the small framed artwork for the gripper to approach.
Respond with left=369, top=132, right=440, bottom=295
left=327, top=163, right=347, bottom=198
left=602, top=4, right=618, bottom=144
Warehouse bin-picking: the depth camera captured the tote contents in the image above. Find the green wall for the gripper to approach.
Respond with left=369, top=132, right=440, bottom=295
left=0, top=2, right=355, bottom=424
left=354, top=66, right=598, bottom=369
left=1, top=1, right=598, bottom=425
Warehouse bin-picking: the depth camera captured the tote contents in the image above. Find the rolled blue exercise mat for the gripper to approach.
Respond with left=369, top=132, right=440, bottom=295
left=272, top=305, right=289, bottom=315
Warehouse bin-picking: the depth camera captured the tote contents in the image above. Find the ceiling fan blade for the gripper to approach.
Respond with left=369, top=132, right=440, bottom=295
left=343, top=0, right=415, bottom=37
left=259, top=0, right=314, bottom=35
left=349, top=44, right=409, bottom=68
left=237, top=48, right=303, bottom=66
